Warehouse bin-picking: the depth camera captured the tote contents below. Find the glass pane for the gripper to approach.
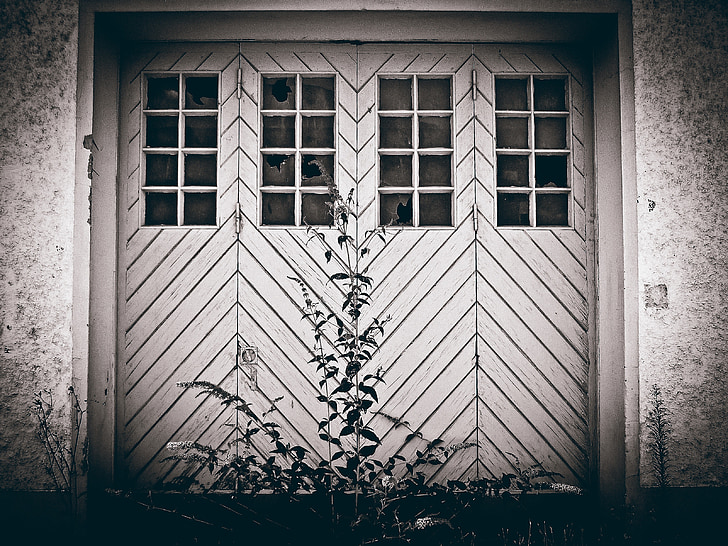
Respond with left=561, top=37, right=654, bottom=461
left=380, top=193, right=413, bottom=226
left=379, top=155, right=412, bottom=187
left=419, top=154, right=451, bottom=187
left=379, top=78, right=412, bottom=110
left=302, top=154, right=334, bottom=186
left=535, top=117, right=567, bottom=149
left=496, top=117, right=528, bottom=149
left=495, top=78, right=528, bottom=111
left=534, top=78, right=566, bottom=111
left=146, top=116, right=178, bottom=147
left=185, top=116, right=217, bottom=148
left=380, top=116, right=412, bottom=148
left=302, top=115, right=334, bottom=148
left=301, top=193, right=332, bottom=226
left=262, top=193, right=295, bottom=225
left=263, top=77, right=295, bottom=110
left=536, top=193, right=569, bottom=226
left=535, top=155, right=568, bottom=188
left=302, top=77, right=335, bottom=110
left=420, top=193, right=452, bottom=226
left=418, top=78, right=451, bottom=110
left=147, top=76, right=179, bottom=110
left=184, top=154, right=217, bottom=186
left=263, top=115, right=295, bottom=148
left=497, top=192, right=530, bottom=226
left=184, top=192, right=216, bottom=225
left=145, top=192, right=177, bottom=226
left=185, top=76, right=218, bottom=109
left=497, top=155, right=529, bottom=187
left=262, top=154, right=295, bottom=186
left=145, top=154, right=178, bottom=186
left=419, top=116, right=451, bottom=148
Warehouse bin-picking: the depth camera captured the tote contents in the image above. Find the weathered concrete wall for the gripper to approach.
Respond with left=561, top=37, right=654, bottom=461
left=633, top=0, right=728, bottom=486
left=0, top=0, right=79, bottom=490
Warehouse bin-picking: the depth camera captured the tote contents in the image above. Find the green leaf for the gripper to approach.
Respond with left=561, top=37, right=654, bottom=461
left=360, top=428, right=380, bottom=444
left=360, top=444, right=377, bottom=457
left=329, top=272, right=349, bottom=282
left=325, top=250, right=333, bottom=263
left=340, top=425, right=355, bottom=436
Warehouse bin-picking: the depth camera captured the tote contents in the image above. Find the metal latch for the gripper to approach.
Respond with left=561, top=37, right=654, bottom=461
left=238, top=344, right=259, bottom=391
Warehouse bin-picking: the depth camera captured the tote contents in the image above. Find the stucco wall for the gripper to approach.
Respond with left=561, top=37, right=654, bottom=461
left=0, top=0, right=79, bottom=490
left=633, top=0, right=728, bottom=486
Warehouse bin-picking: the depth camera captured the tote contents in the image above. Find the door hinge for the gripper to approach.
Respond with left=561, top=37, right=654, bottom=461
left=235, top=203, right=243, bottom=234
left=237, top=67, right=242, bottom=99
left=473, top=202, right=478, bottom=233
left=472, top=69, right=477, bottom=101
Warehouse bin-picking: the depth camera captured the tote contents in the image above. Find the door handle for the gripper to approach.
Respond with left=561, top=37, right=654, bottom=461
left=239, top=345, right=259, bottom=391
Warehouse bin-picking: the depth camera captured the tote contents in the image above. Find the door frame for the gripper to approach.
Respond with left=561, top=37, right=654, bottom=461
left=75, top=0, right=638, bottom=507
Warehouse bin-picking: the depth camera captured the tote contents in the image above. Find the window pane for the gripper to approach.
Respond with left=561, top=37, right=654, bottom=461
left=146, top=116, right=178, bottom=147
left=418, top=78, right=451, bottom=110
left=497, top=193, right=530, bottom=226
left=145, top=192, right=177, bottom=226
left=184, top=154, right=217, bottom=186
left=495, top=78, right=528, bottom=111
left=262, top=154, right=295, bottom=186
left=379, top=78, right=412, bottom=110
left=380, top=155, right=412, bottom=187
left=419, top=116, right=451, bottom=148
left=497, top=155, right=529, bottom=187
left=263, top=77, right=295, bottom=110
left=185, top=76, right=218, bottom=109
left=536, top=193, right=569, bottom=226
left=419, top=193, right=452, bottom=226
left=534, top=78, right=566, bottom=111
left=184, top=192, right=216, bottom=225
left=302, top=77, right=335, bottom=110
left=262, top=193, right=295, bottom=225
left=147, top=76, right=179, bottom=110
left=535, top=155, right=568, bottom=188
left=145, top=154, right=178, bottom=186
left=535, top=117, right=567, bottom=149
left=185, top=116, right=217, bottom=148
left=301, top=193, right=332, bottom=225
left=302, top=115, right=334, bottom=148
left=419, top=154, right=451, bottom=187
left=380, top=116, right=412, bottom=148
left=380, top=193, right=413, bottom=226
left=302, top=154, right=334, bottom=186
left=263, top=115, right=295, bottom=148
left=496, top=117, right=528, bottom=149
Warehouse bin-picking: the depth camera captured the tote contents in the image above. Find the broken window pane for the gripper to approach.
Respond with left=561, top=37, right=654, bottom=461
left=380, top=155, right=412, bottom=187
left=380, top=193, right=413, bottom=226
left=418, top=78, right=451, bottom=110
left=497, top=155, right=529, bottom=187
left=497, top=193, right=530, bottom=226
left=419, top=154, right=451, bottom=187
left=262, top=154, right=295, bottom=186
left=419, top=116, right=451, bottom=148
left=146, top=116, right=179, bottom=148
left=147, top=76, right=179, bottom=110
left=145, top=154, right=178, bottom=186
left=263, top=77, right=296, bottom=110
left=302, top=115, right=334, bottom=148
left=302, top=154, right=334, bottom=186
left=379, top=78, right=412, bottom=110
left=302, top=77, right=335, bottom=110
left=185, top=76, right=218, bottom=109
left=535, top=155, right=568, bottom=188
left=536, top=193, right=569, bottom=226
left=535, top=117, right=567, bottom=149
left=145, top=192, right=177, bottom=225
left=496, top=117, right=529, bottom=149
left=301, top=193, right=332, bottom=225
left=261, top=193, right=295, bottom=225
left=184, top=154, right=217, bottom=186
left=419, top=193, right=452, bottom=226
left=185, top=116, right=217, bottom=148
left=263, top=115, right=295, bottom=148
left=534, top=78, right=566, bottom=111
left=184, top=192, right=216, bottom=225
left=495, top=78, right=529, bottom=111
left=380, top=116, right=412, bottom=148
